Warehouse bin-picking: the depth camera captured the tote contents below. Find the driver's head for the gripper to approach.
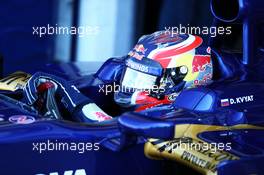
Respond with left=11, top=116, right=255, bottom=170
left=115, top=31, right=213, bottom=106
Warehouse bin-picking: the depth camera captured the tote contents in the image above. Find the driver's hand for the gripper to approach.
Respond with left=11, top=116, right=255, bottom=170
left=23, top=72, right=112, bottom=122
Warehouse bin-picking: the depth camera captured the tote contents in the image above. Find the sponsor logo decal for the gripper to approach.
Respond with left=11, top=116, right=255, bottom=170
left=128, top=44, right=147, bottom=60
left=134, top=44, right=147, bottom=54
left=35, top=169, right=87, bottom=175
left=206, top=47, right=211, bottom=54
left=221, top=95, right=254, bottom=107
left=9, top=115, right=35, bottom=124
left=0, top=71, right=31, bottom=91
left=94, top=111, right=112, bottom=122
left=192, top=55, right=211, bottom=73
left=193, top=73, right=213, bottom=86
left=168, top=93, right=178, bottom=101
left=126, top=59, right=149, bottom=73
left=149, top=137, right=237, bottom=173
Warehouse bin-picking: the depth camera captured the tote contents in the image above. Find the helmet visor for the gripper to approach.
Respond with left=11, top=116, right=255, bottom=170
left=121, top=67, right=158, bottom=91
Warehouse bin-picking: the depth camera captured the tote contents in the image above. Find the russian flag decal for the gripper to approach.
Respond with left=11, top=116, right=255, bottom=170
left=221, top=99, right=230, bottom=107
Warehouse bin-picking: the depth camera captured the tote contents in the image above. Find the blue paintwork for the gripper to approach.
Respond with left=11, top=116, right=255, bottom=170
left=211, top=0, right=264, bottom=66
left=118, top=80, right=264, bottom=174
left=2, top=50, right=263, bottom=174
left=0, top=96, right=164, bottom=175
left=1, top=0, right=264, bottom=174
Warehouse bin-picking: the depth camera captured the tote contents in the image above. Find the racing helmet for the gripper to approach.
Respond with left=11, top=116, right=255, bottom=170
left=115, top=31, right=213, bottom=106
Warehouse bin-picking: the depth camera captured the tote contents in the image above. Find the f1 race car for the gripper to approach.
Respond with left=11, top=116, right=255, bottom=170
left=0, top=0, right=264, bottom=175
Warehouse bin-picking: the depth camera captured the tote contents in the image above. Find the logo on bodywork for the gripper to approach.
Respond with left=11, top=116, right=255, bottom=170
left=221, top=95, right=254, bottom=107
left=94, top=111, right=112, bottom=122
left=148, top=137, right=237, bottom=174
left=0, top=71, right=31, bottom=91
left=9, top=115, right=35, bottom=124
left=35, top=169, right=87, bottom=175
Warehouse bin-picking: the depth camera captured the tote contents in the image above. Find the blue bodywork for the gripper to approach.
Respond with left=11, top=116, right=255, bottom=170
left=1, top=0, right=264, bottom=174
left=118, top=81, right=264, bottom=175
left=0, top=47, right=262, bottom=175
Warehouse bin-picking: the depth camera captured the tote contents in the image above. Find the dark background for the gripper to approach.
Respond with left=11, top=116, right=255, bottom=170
left=0, top=0, right=212, bottom=75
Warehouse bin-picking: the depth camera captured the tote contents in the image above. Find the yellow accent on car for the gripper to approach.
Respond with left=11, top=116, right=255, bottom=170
left=0, top=71, right=31, bottom=91
left=144, top=124, right=264, bottom=175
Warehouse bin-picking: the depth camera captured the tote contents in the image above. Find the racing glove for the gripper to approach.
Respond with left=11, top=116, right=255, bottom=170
left=23, top=72, right=112, bottom=122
